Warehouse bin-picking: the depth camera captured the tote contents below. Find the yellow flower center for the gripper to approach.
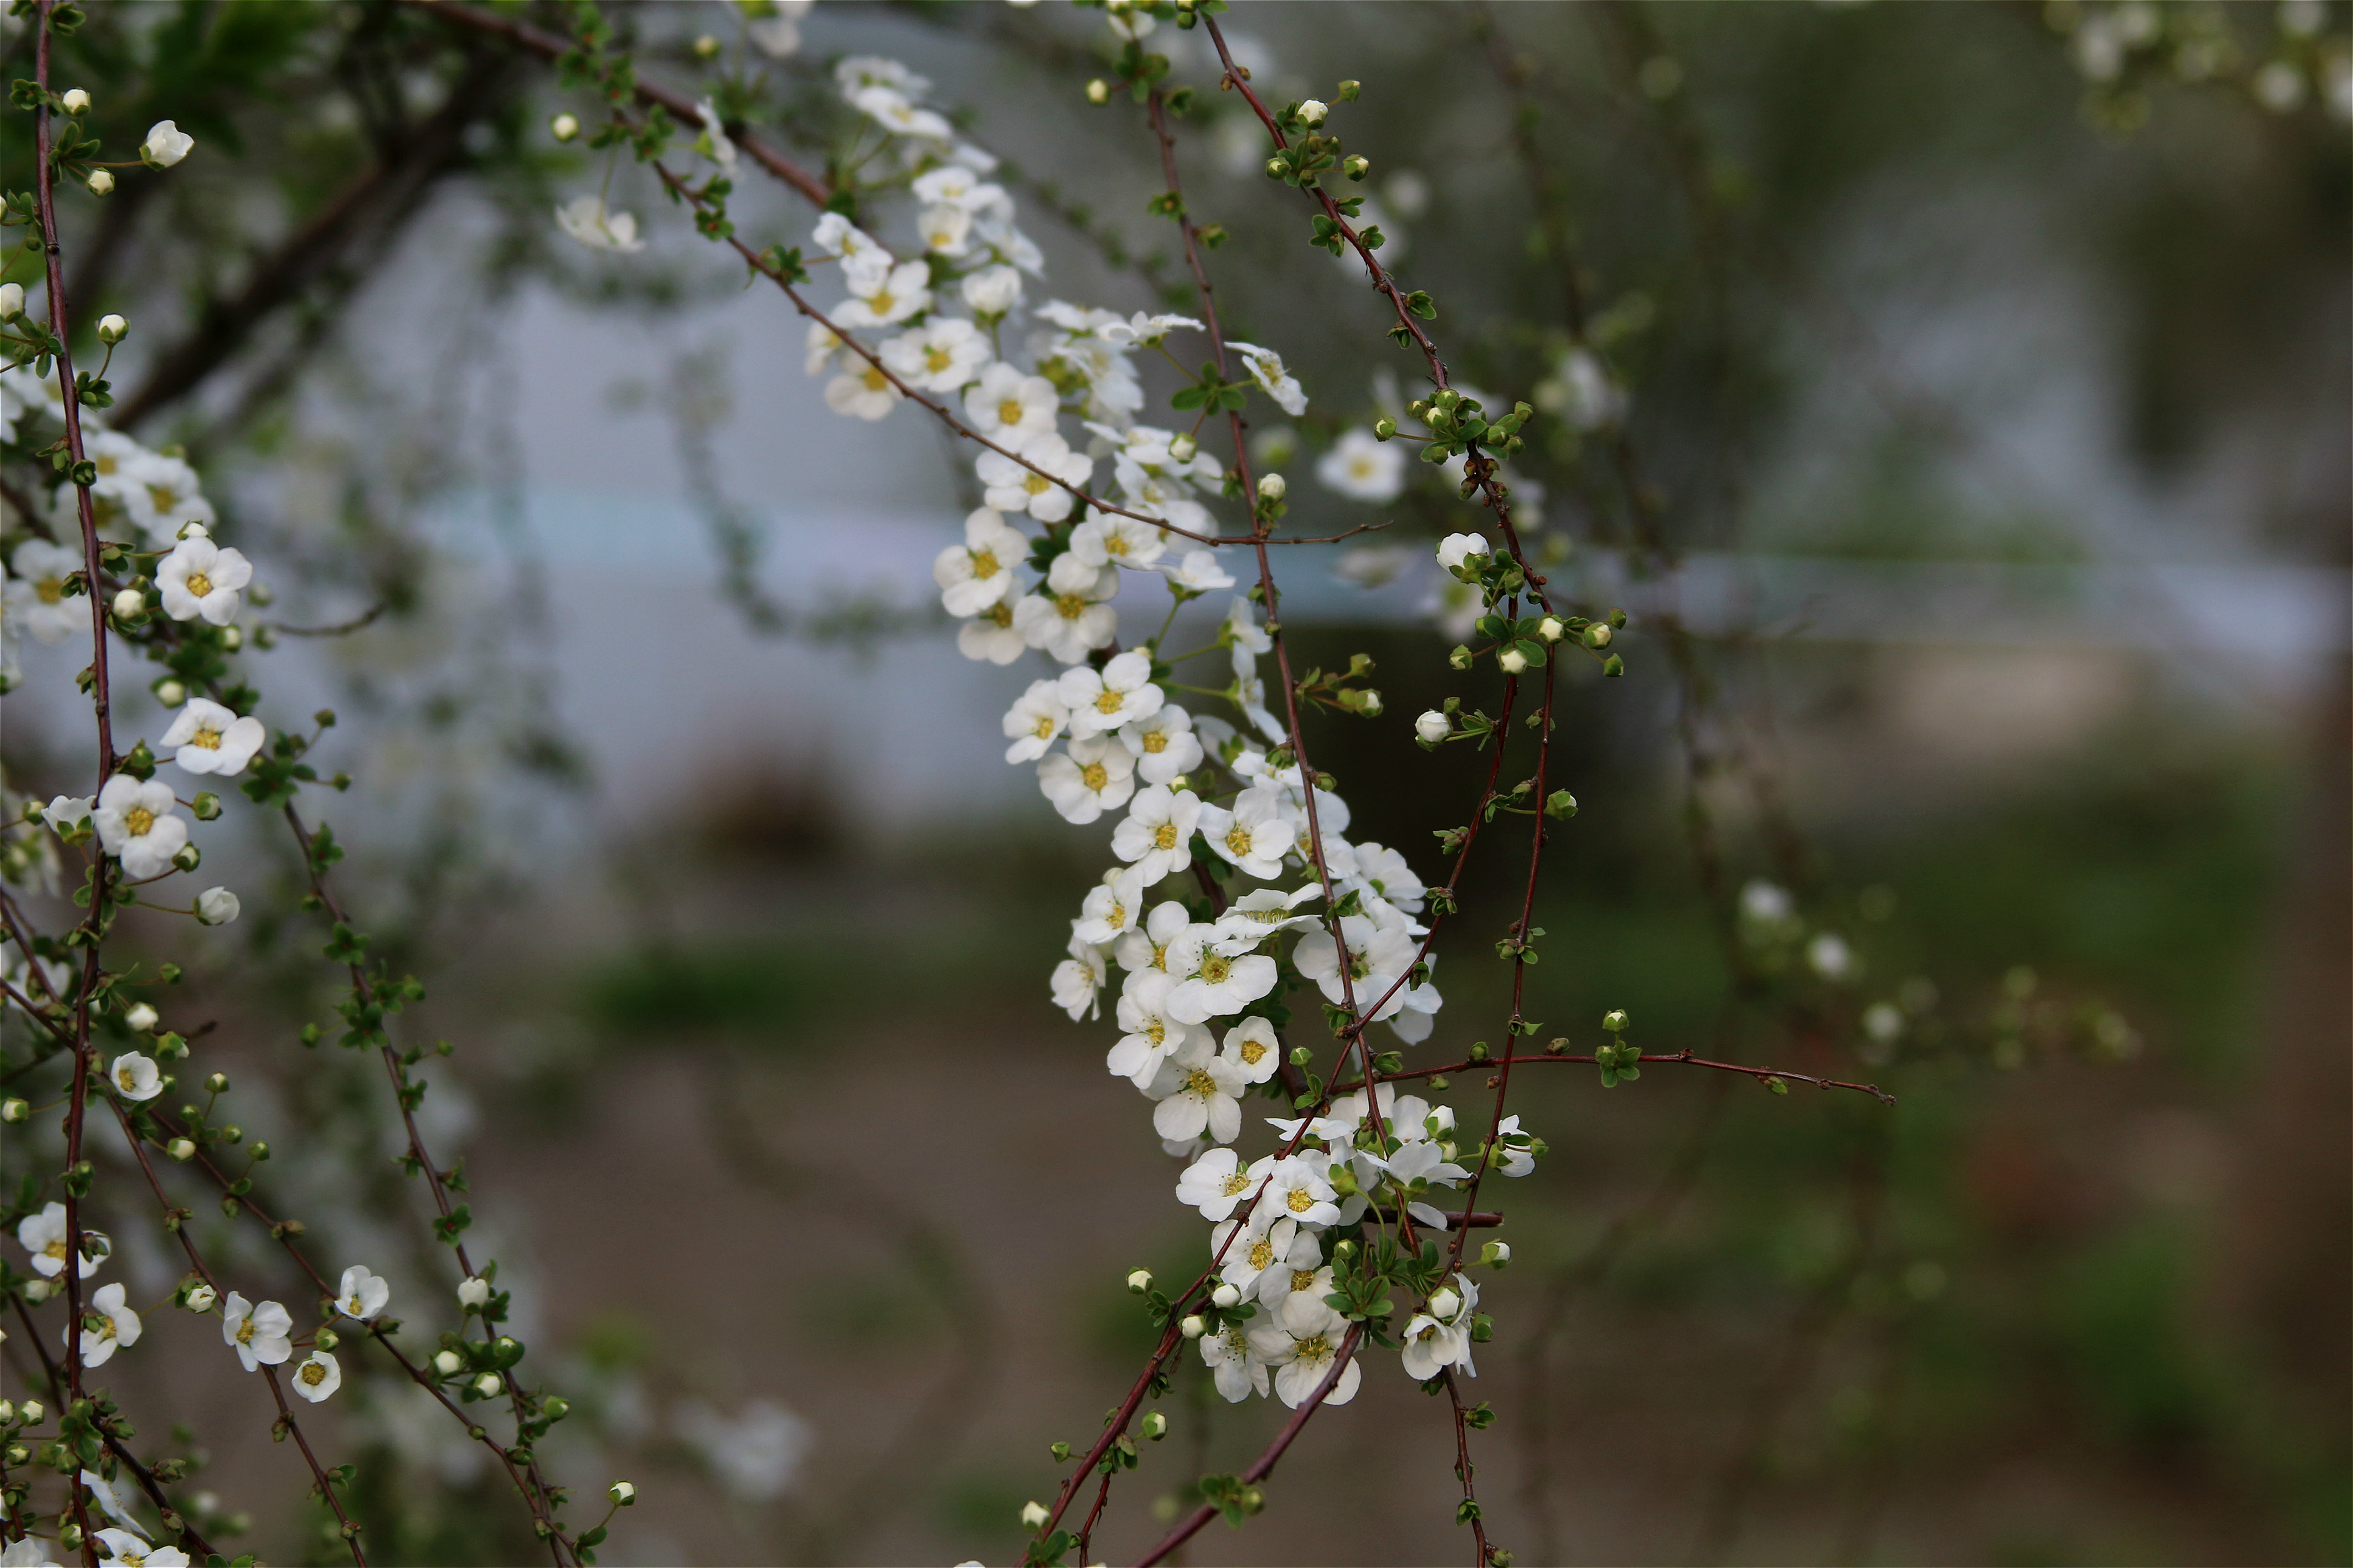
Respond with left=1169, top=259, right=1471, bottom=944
left=1023, top=472, right=1051, bottom=495
left=235, top=1319, right=255, bottom=1345
left=36, top=576, right=62, bottom=604
left=190, top=724, right=223, bottom=750
left=1226, top=826, right=1254, bottom=857
left=1199, top=953, right=1230, bottom=985
left=1105, top=534, right=1129, bottom=557
left=985, top=602, right=1013, bottom=629
left=1248, top=1238, right=1275, bottom=1268
left=1240, top=1039, right=1267, bottom=1065
left=1146, top=1020, right=1164, bottom=1045
left=185, top=571, right=213, bottom=598
left=925, top=345, right=954, bottom=372
left=1095, top=689, right=1125, bottom=714
left=1225, top=1173, right=1254, bottom=1198
left=1185, top=1068, right=1218, bottom=1098
left=123, top=807, right=155, bottom=837
left=970, top=547, right=1000, bottom=579
left=346, top=1294, right=364, bottom=1315
left=1295, top=1331, right=1331, bottom=1362
left=1154, top=822, right=1178, bottom=850
left=116, top=1067, right=138, bottom=1090
left=299, top=1360, right=328, bottom=1387
left=870, top=290, right=895, bottom=315
left=1055, top=591, right=1089, bottom=620
left=861, top=366, right=888, bottom=393
left=1290, top=1268, right=1316, bottom=1293
left=1142, top=731, right=1168, bottom=753
left=998, top=398, right=1025, bottom=427
left=1286, top=1188, right=1313, bottom=1213
left=44, top=1238, right=67, bottom=1260
left=1079, top=761, right=1108, bottom=792
left=149, top=484, right=181, bottom=512
left=95, top=453, right=118, bottom=476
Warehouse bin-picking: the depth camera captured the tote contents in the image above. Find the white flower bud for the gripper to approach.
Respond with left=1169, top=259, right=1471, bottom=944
left=0, top=282, right=21, bottom=319
left=19, top=1401, right=42, bottom=1423
left=473, top=1372, right=502, bottom=1397
left=1211, top=1283, right=1240, bottom=1308
left=1538, top=616, right=1566, bottom=643
left=609, top=1481, right=637, bottom=1505
left=1357, top=690, right=1382, bottom=716
left=1086, top=79, right=1111, bottom=105
left=97, top=313, right=128, bottom=343
left=1428, top=1286, right=1462, bottom=1321
left=1414, top=710, right=1451, bottom=745
left=177, top=520, right=208, bottom=540
left=0, top=1401, right=11, bottom=1423
left=184, top=1282, right=216, bottom=1311
left=155, top=679, right=186, bottom=707
left=110, top=587, right=145, bottom=620
left=1298, top=98, right=1328, bottom=125
left=433, top=1350, right=464, bottom=1375
left=61, top=89, right=90, bottom=114
left=0, top=1098, right=26, bottom=1124
left=550, top=112, right=580, bottom=142
left=194, top=887, right=241, bottom=926
left=124, top=1002, right=159, bottom=1032
left=1480, top=1241, right=1512, bottom=1267
left=220, top=625, right=242, bottom=650
left=1125, top=1268, right=1152, bottom=1294
left=692, top=33, right=720, bottom=58
left=143, top=120, right=194, bottom=167
left=1168, top=433, right=1198, bottom=461
left=85, top=169, right=114, bottom=197
left=1179, top=1313, right=1206, bottom=1338
left=1257, top=472, right=1287, bottom=501
left=457, top=1276, right=491, bottom=1307
left=1019, top=1500, right=1050, bottom=1530
left=166, top=1139, right=196, bottom=1161
left=1498, top=647, right=1529, bottom=675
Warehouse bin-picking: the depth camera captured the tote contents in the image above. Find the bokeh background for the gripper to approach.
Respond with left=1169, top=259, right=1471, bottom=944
left=1, top=2, right=2346, bottom=1564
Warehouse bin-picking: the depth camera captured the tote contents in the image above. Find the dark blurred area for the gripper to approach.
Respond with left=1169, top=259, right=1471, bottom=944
left=2, top=2, right=2346, bottom=1564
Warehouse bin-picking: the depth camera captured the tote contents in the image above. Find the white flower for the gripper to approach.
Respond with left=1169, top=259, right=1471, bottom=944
left=17, top=1202, right=99, bottom=1279
left=1012, top=557, right=1117, bottom=664
left=1156, top=550, right=1235, bottom=593
left=79, top=1281, right=141, bottom=1367
left=1119, top=703, right=1203, bottom=786
left=1148, top=1036, right=1247, bottom=1142
left=1, top=1539, right=65, bottom=1567
left=457, top=1276, right=492, bottom=1308
left=141, top=119, right=194, bottom=168
left=555, top=195, right=644, bottom=253
left=848, top=83, right=953, bottom=141
left=1002, top=679, right=1070, bottom=764
left=691, top=96, right=737, bottom=167
left=1533, top=345, right=1625, bottom=431
left=1164, top=924, right=1279, bottom=1024
left=289, top=1350, right=342, bottom=1403
left=42, top=794, right=94, bottom=834
left=195, top=886, right=241, bottom=925
left=1435, top=532, right=1490, bottom=573
left=222, top=1292, right=293, bottom=1370
left=1490, top=1114, right=1537, bottom=1177
left=1114, top=898, right=1191, bottom=975
left=5, top=539, right=86, bottom=643
left=155, top=535, right=251, bottom=626
left=1211, top=884, right=1323, bottom=949
left=1069, top=513, right=1168, bottom=571
left=936, top=507, right=1028, bottom=617
left=336, top=1264, right=389, bottom=1321
left=1351, top=841, right=1427, bottom=915
left=93, top=775, right=187, bottom=880
left=79, top=1468, right=147, bottom=1540
left=836, top=258, right=931, bottom=329
left=1219, top=1016, right=1281, bottom=1085
left=1316, top=428, right=1404, bottom=501
left=980, top=431, right=1094, bottom=523
left=1864, top=1001, right=1904, bottom=1044
left=1074, top=866, right=1147, bottom=947
left=1222, top=595, right=1273, bottom=658
left=1199, top=1319, right=1273, bottom=1402
left=1037, top=735, right=1135, bottom=824
left=882, top=317, right=989, bottom=393
left=1251, top=1322, right=1360, bottom=1408
left=804, top=320, right=844, bottom=376
left=811, top=212, right=889, bottom=283
left=1098, top=311, right=1203, bottom=347
left=157, top=698, right=264, bottom=776
left=1292, top=915, right=1425, bottom=1022
left=93, top=1530, right=186, bottom=1568
left=109, top=1053, right=161, bottom=1102
left=1400, top=1273, right=1479, bottom=1380
left=958, top=599, right=1027, bottom=663
left=1109, top=968, right=1198, bottom=1087
left=1228, top=342, right=1308, bottom=417
left=1060, top=649, right=1163, bottom=739
left=1383, top=1137, right=1472, bottom=1229
left=1109, top=785, right=1200, bottom=886
left=1197, top=787, right=1297, bottom=880
left=1176, top=1146, right=1263, bottom=1221
left=823, top=362, right=902, bottom=421
left=675, top=1398, right=813, bottom=1502
left=1808, top=932, right=1855, bottom=981
left=916, top=201, right=973, bottom=255
left=746, top=3, right=805, bottom=58
left=961, top=263, right=1025, bottom=317
left=1741, top=880, right=1794, bottom=924
left=1414, top=709, right=1450, bottom=745
left=963, top=362, right=1060, bottom=440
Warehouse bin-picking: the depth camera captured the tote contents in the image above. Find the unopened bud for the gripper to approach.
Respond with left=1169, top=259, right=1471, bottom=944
left=85, top=170, right=114, bottom=198
left=1086, top=79, right=1111, bottom=105
left=1019, top=1500, right=1050, bottom=1530
left=124, top=1002, right=159, bottom=1032
left=1343, top=153, right=1370, bottom=180
left=97, top=314, right=128, bottom=344
left=692, top=33, right=720, bottom=58
left=1125, top=1268, right=1152, bottom=1294
left=1168, top=433, right=1198, bottom=461
left=1481, top=1240, right=1512, bottom=1267
left=166, top=1139, right=195, bottom=1161
left=1265, top=155, right=1287, bottom=178
left=609, top=1480, right=637, bottom=1505
left=204, top=1072, right=228, bottom=1093
left=1538, top=616, right=1565, bottom=643
left=60, top=88, right=90, bottom=114
left=473, top=1372, right=502, bottom=1397
left=154, top=679, right=186, bottom=706
left=1356, top=690, right=1382, bottom=715
left=1211, top=1283, right=1240, bottom=1308
left=549, top=113, right=580, bottom=143
left=1179, top=1313, right=1205, bottom=1339
left=1414, top=709, right=1449, bottom=745
left=1448, top=644, right=1473, bottom=671
left=0, top=1098, right=26, bottom=1124
left=1142, top=1411, right=1168, bottom=1440
left=195, top=886, right=239, bottom=925
left=1428, top=1286, right=1461, bottom=1320
left=1603, top=1009, right=1630, bottom=1032
left=110, top=588, right=144, bottom=620
left=19, top=1401, right=42, bottom=1424
left=1298, top=98, right=1328, bottom=125
left=1582, top=622, right=1613, bottom=649
left=433, top=1350, right=464, bottom=1376
left=1257, top=472, right=1286, bottom=501
left=457, top=1276, right=491, bottom=1308
left=0, top=283, right=19, bottom=322
left=1498, top=647, right=1529, bottom=675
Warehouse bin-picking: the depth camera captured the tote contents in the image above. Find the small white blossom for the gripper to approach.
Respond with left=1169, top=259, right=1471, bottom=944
left=1074, top=866, right=1146, bottom=947
left=194, top=886, right=240, bottom=925
left=93, top=775, right=187, bottom=880
left=1119, top=703, right=1203, bottom=785
left=1164, top=923, right=1279, bottom=1024
left=1316, top=428, right=1404, bottom=501
left=1199, top=1319, right=1272, bottom=1402
left=1228, top=342, right=1308, bottom=417
left=691, top=96, right=737, bottom=167
left=836, top=258, right=932, bottom=329
left=1069, top=513, right=1168, bottom=571
left=1175, top=1145, right=1263, bottom=1221
left=157, top=698, right=264, bottom=776
left=93, top=1530, right=186, bottom=1568
left=79, top=1281, right=141, bottom=1367
left=17, top=1203, right=99, bottom=1279
left=555, top=196, right=643, bottom=253
left=1060, top=650, right=1163, bottom=739
left=1435, top=532, right=1489, bottom=573
left=5, top=539, right=87, bottom=643
left=1109, top=968, right=1199, bottom=1087
left=936, top=507, right=1029, bottom=618
left=155, top=535, right=251, bottom=626
left=222, top=1292, right=293, bottom=1370
left=1037, top=735, right=1135, bottom=824
left=979, top=431, right=1094, bottom=523
left=1218, top=1016, right=1281, bottom=1084
left=1252, top=1321, right=1360, bottom=1408
left=1197, top=787, right=1297, bottom=880
left=1097, top=311, right=1202, bottom=347
left=961, top=264, right=1025, bottom=317
left=1012, top=555, right=1118, bottom=663
left=823, top=361, right=902, bottom=421
left=108, top=1053, right=161, bottom=1103
left=963, top=362, right=1060, bottom=440
left=1147, top=1036, right=1247, bottom=1143
left=1109, top=784, right=1201, bottom=886
left=957, top=600, right=1027, bottom=664
left=1114, top=898, right=1191, bottom=975
left=336, top=1264, right=389, bottom=1321
left=882, top=317, right=990, bottom=393
left=142, top=120, right=194, bottom=167
left=289, top=1350, right=342, bottom=1403
left=1156, top=550, right=1235, bottom=593
left=1400, top=1272, right=1480, bottom=1380
left=1211, top=884, right=1324, bottom=948
left=1002, top=679, right=1071, bottom=764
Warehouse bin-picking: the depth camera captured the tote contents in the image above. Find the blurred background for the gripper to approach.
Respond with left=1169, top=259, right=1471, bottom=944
left=1, top=1, right=2346, bottom=1563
